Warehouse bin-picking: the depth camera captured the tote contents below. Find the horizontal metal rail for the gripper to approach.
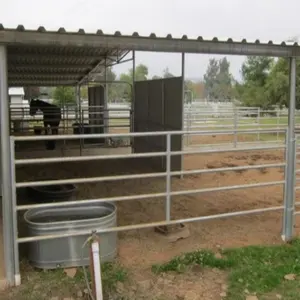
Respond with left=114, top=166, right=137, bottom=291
left=187, top=124, right=287, bottom=129
left=171, top=163, right=285, bottom=176
left=15, top=145, right=285, bottom=165
left=16, top=178, right=284, bottom=200
left=170, top=145, right=286, bottom=155
left=15, top=151, right=166, bottom=165
left=12, top=128, right=287, bottom=141
left=17, top=192, right=168, bottom=211
left=170, top=181, right=284, bottom=197
left=16, top=171, right=167, bottom=188
left=16, top=163, right=285, bottom=188
left=16, top=205, right=284, bottom=243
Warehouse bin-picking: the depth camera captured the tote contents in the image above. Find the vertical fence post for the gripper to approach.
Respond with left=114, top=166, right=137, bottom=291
left=186, top=109, right=192, bottom=146
left=10, top=137, right=20, bottom=285
left=80, top=110, right=84, bottom=156
left=165, top=133, right=171, bottom=222
left=282, top=57, right=297, bottom=242
left=277, top=110, right=280, bottom=141
left=233, top=107, right=238, bottom=148
left=257, top=107, right=261, bottom=141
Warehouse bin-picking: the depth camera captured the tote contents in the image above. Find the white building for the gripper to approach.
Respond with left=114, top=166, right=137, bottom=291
left=9, top=87, right=25, bottom=105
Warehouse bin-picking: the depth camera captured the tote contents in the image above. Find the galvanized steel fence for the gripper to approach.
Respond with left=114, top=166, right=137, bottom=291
left=7, top=127, right=297, bottom=285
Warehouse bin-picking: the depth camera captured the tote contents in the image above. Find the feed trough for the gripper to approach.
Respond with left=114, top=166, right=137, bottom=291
left=27, top=183, right=77, bottom=202
left=72, top=122, right=90, bottom=135
left=24, top=202, right=117, bottom=269
left=33, top=126, right=43, bottom=135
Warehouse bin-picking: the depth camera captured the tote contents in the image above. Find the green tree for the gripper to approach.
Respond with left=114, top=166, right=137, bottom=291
left=265, top=58, right=300, bottom=109
left=106, top=67, right=118, bottom=101
left=238, top=56, right=274, bottom=108
left=118, top=64, right=149, bottom=101
left=203, top=57, right=234, bottom=101
left=131, top=64, right=149, bottom=81
left=215, top=57, right=234, bottom=100
left=241, top=56, right=274, bottom=87
left=52, top=87, right=76, bottom=106
left=203, top=58, right=219, bottom=100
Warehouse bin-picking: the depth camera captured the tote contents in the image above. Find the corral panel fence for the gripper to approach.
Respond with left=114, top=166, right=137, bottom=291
left=10, top=103, right=299, bottom=150
left=6, top=127, right=296, bottom=285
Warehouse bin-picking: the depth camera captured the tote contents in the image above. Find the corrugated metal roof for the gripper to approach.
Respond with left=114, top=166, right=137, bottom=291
left=1, top=24, right=300, bottom=86
left=1, top=25, right=131, bottom=86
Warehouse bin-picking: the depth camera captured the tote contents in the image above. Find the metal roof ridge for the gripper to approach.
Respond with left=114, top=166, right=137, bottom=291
left=0, top=23, right=298, bottom=47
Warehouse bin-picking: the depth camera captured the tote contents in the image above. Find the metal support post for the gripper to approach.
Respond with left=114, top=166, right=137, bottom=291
left=104, top=60, right=109, bottom=145
left=282, top=57, right=297, bottom=242
left=104, top=64, right=109, bottom=131
left=180, top=53, right=185, bottom=179
left=75, top=85, right=80, bottom=122
left=0, top=45, right=15, bottom=285
left=131, top=51, right=135, bottom=153
left=10, top=138, right=20, bottom=285
left=166, top=133, right=171, bottom=221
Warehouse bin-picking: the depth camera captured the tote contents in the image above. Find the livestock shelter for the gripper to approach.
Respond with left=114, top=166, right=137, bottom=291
left=0, top=25, right=299, bottom=287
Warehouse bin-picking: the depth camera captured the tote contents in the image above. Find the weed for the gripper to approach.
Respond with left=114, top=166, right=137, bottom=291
left=152, top=239, right=300, bottom=300
left=0, top=260, right=127, bottom=300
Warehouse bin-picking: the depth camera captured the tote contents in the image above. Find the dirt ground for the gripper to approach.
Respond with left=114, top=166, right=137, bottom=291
left=12, top=130, right=300, bottom=299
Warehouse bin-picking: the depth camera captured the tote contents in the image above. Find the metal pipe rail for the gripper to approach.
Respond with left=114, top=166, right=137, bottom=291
left=16, top=163, right=285, bottom=189
left=15, top=144, right=286, bottom=166
left=13, top=128, right=287, bottom=142
left=9, top=127, right=288, bottom=286
left=16, top=205, right=284, bottom=244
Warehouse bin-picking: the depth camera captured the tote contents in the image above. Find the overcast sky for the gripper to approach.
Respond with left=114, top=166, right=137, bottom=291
left=1, top=0, right=300, bottom=81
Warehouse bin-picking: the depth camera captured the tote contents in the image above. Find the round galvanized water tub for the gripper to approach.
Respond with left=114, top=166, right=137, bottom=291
left=27, top=184, right=77, bottom=202
left=24, top=202, right=117, bottom=269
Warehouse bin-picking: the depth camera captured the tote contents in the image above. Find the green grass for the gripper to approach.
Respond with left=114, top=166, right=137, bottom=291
left=1, top=260, right=127, bottom=300
left=152, top=239, right=300, bottom=300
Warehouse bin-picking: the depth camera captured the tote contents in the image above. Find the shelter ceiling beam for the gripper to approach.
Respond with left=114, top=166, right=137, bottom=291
left=8, top=64, right=93, bottom=70
left=7, top=54, right=111, bottom=62
left=78, top=58, right=107, bottom=85
left=9, top=73, right=84, bottom=78
left=9, top=80, right=76, bottom=87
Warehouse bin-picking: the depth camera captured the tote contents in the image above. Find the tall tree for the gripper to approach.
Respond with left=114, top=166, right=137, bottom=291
left=265, top=58, right=300, bottom=109
left=203, top=57, right=234, bottom=101
left=52, top=87, right=76, bottom=106
left=119, top=64, right=149, bottom=101
left=238, top=56, right=274, bottom=108
left=241, top=56, right=274, bottom=86
left=203, top=58, right=219, bottom=100
left=215, top=57, right=233, bottom=100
